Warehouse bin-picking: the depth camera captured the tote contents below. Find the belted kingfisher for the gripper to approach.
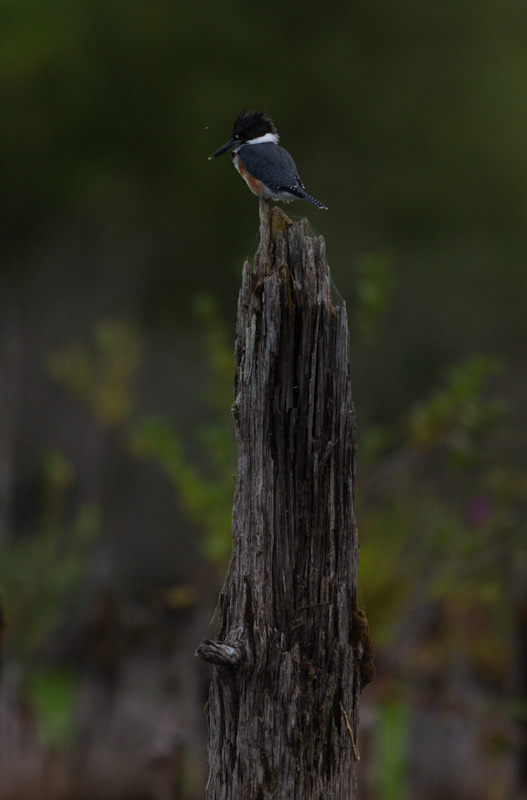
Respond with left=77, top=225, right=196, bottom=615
left=209, top=109, right=327, bottom=210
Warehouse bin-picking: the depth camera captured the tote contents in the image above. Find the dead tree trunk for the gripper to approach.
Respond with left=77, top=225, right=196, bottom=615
left=197, top=204, right=371, bottom=799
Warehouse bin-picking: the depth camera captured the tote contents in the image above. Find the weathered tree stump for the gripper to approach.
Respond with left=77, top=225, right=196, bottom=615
left=197, top=203, right=371, bottom=799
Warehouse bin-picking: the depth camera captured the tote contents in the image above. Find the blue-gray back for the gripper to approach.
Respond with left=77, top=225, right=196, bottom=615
left=238, top=143, right=303, bottom=191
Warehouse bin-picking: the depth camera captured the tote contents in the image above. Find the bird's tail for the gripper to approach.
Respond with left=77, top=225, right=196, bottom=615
left=303, top=192, right=328, bottom=210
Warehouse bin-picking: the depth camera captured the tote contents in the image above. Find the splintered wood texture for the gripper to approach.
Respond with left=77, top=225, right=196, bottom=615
left=207, top=209, right=359, bottom=800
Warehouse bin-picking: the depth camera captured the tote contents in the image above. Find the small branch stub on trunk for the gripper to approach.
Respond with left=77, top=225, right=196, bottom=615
left=195, top=628, right=246, bottom=667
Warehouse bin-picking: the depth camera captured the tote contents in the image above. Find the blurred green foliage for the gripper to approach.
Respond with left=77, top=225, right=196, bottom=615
left=358, top=352, right=523, bottom=643
left=25, top=666, right=80, bottom=749
left=46, top=322, right=142, bottom=428
left=354, top=250, right=395, bottom=338
left=135, top=295, right=237, bottom=562
left=45, top=305, right=235, bottom=564
left=407, top=356, right=502, bottom=454
left=0, top=450, right=99, bottom=663
left=42, top=284, right=525, bottom=684
left=39, top=286, right=525, bottom=799
left=131, top=415, right=234, bottom=562
left=377, top=700, right=410, bottom=800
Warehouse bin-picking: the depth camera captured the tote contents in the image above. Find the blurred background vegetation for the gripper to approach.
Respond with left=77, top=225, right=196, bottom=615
left=0, top=0, right=526, bottom=798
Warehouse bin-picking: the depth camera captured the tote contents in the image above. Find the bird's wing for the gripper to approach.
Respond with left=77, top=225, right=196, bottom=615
left=239, top=144, right=305, bottom=193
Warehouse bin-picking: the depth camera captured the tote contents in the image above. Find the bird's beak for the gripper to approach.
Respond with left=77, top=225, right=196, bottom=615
left=208, top=139, right=237, bottom=160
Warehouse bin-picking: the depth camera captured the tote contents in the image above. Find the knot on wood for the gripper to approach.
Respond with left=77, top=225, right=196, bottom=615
left=351, top=605, right=376, bottom=691
left=195, top=628, right=247, bottom=667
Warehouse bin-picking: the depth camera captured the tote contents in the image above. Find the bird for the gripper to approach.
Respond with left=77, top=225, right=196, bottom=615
left=208, top=109, right=327, bottom=210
